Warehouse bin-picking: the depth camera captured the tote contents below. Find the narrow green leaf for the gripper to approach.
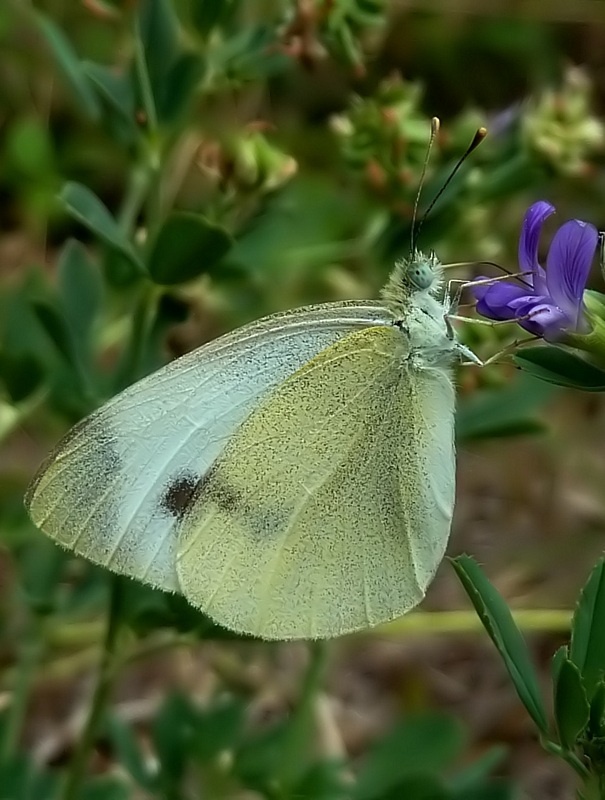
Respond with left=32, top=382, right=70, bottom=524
left=106, top=714, right=156, bottom=790
left=35, top=12, right=100, bottom=120
left=31, top=300, right=76, bottom=366
left=147, top=212, right=233, bottom=285
left=570, top=559, right=605, bottom=699
left=82, top=61, right=136, bottom=122
left=554, top=658, right=589, bottom=750
left=152, top=693, right=196, bottom=787
left=589, top=681, right=605, bottom=736
left=157, top=52, right=205, bottom=122
left=60, top=182, right=143, bottom=272
left=552, top=645, right=568, bottom=685
left=58, top=239, right=103, bottom=351
left=450, top=555, right=549, bottom=735
left=137, top=0, right=182, bottom=116
left=515, top=347, right=605, bottom=391
left=190, top=0, right=235, bottom=36
left=0, top=352, right=43, bottom=402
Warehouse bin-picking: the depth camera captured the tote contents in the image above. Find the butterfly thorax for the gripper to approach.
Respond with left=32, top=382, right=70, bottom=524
left=381, top=251, right=457, bottom=368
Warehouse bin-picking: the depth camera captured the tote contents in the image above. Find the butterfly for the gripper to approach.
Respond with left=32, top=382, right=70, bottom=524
left=24, top=249, right=471, bottom=640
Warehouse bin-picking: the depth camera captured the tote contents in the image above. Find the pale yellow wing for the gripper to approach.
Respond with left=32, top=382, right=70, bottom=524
left=176, top=325, right=455, bottom=640
left=25, top=301, right=390, bottom=592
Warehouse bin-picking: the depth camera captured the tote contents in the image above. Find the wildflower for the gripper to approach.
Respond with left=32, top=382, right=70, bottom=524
left=472, top=200, right=598, bottom=340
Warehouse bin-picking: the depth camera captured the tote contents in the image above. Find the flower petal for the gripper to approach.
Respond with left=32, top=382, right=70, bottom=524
left=475, top=281, right=529, bottom=320
left=510, top=297, right=567, bottom=337
left=546, top=219, right=598, bottom=328
left=469, top=275, right=491, bottom=302
left=518, top=201, right=555, bottom=292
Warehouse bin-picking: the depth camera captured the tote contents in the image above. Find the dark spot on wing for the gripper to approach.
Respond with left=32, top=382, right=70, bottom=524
left=161, top=474, right=198, bottom=519
left=160, top=465, right=244, bottom=520
left=195, top=462, right=242, bottom=513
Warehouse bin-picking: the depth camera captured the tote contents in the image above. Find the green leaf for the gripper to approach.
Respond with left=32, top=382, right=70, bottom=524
left=60, top=182, right=143, bottom=272
left=5, top=117, right=56, bottom=179
left=35, top=12, right=100, bottom=121
left=19, top=537, right=67, bottom=615
left=0, top=352, right=44, bottom=402
left=190, top=0, right=237, bottom=37
left=106, top=714, right=156, bottom=790
left=293, top=760, right=350, bottom=800
left=192, top=698, right=246, bottom=762
left=380, top=775, right=448, bottom=800
left=551, top=645, right=568, bottom=685
left=58, top=240, right=103, bottom=360
left=353, top=713, right=465, bottom=800
left=234, top=720, right=291, bottom=793
left=152, top=694, right=196, bottom=788
left=589, top=681, right=605, bottom=736
left=137, top=0, right=182, bottom=118
left=147, top=212, right=233, bottom=285
left=448, top=746, right=508, bottom=794
left=0, top=755, right=60, bottom=800
left=569, top=559, right=605, bottom=699
left=30, top=298, right=97, bottom=414
left=456, top=373, right=554, bottom=441
left=82, top=61, right=136, bottom=123
left=81, top=776, right=130, bottom=800
left=31, top=299, right=77, bottom=366
left=515, top=346, right=605, bottom=391
left=554, top=658, right=589, bottom=750
left=450, top=555, right=549, bottom=735
left=157, top=52, right=205, bottom=122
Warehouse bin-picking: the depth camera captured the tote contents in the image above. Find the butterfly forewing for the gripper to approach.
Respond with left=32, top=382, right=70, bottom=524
left=176, top=325, right=456, bottom=640
left=25, top=302, right=391, bottom=592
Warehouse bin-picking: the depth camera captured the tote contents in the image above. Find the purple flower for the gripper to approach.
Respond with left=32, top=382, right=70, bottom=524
left=473, top=201, right=598, bottom=339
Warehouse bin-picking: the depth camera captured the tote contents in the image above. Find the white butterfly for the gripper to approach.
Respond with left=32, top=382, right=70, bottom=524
left=25, top=247, right=472, bottom=640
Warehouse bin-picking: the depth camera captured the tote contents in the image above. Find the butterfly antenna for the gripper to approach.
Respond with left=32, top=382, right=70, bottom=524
left=410, top=116, right=440, bottom=255
left=414, top=125, right=488, bottom=246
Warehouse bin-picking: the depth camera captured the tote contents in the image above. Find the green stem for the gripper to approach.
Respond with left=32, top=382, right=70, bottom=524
left=132, top=13, right=164, bottom=238
left=133, top=15, right=158, bottom=137
left=276, top=641, right=330, bottom=795
left=542, top=739, right=591, bottom=779
left=1, top=614, right=46, bottom=763
left=61, top=576, right=125, bottom=800
left=117, top=164, right=153, bottom=238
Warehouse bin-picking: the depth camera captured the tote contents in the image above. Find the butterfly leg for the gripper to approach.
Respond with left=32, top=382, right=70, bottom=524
left=459, top=335, right=538, bottom=367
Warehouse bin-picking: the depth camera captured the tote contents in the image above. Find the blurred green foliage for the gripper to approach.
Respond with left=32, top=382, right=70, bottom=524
left=1, top=0, right=605, bottom=797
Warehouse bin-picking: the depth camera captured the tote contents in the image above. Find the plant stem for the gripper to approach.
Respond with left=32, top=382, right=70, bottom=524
left=542, top=739, right=591, bottom=779
left=277, top=641, right=330, bottom=795
left=61, top=576, right=125, bottom=800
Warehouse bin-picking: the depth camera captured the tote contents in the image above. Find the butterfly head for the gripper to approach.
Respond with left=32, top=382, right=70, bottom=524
left=406, top=250, right=441, bottom=291
left=381, top=249, right=443, bottom=317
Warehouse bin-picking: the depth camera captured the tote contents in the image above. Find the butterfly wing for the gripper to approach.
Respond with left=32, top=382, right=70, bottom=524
left=176, top=325, right=456, bottom=639
left=25, top=301, right=391, bottom=592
